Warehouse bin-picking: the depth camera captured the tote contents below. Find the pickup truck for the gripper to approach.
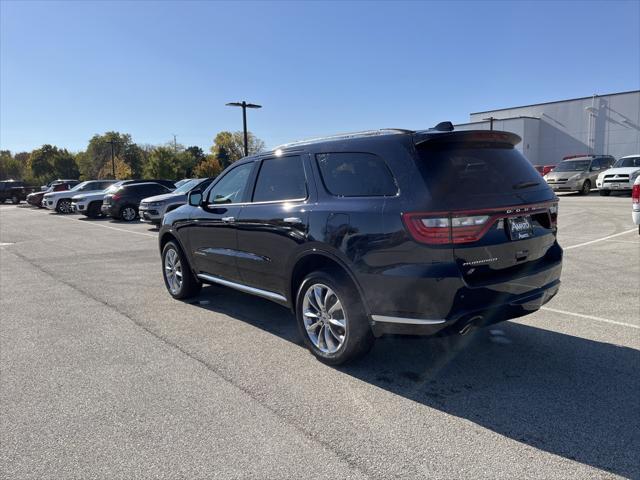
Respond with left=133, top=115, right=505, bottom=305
left=0, top=180, right=35, bottom=204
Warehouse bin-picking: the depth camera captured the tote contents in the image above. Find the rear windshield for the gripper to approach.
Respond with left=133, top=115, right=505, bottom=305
left=416, top=142, right=543, bottom=203
left=554, top=160, right=591, bottom=172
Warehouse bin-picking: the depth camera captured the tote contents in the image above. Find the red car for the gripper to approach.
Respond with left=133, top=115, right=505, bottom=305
left=534, top=165, right=556, bottom=176
left=26, top=182, right=74, bottom=207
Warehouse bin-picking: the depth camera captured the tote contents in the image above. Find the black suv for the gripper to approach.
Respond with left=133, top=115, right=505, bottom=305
left=102, top=182, right=173, bottom=221
left=158, top=124, right=563, bottom=364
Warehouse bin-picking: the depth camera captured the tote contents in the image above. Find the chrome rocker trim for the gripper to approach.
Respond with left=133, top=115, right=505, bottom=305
left=196, top=273, right=287, bottom=303
left=371, top=315, right=446, bottom=325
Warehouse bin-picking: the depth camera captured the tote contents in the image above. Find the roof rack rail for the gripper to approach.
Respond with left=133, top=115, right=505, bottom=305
left=274, top=128, right=413, bottom=150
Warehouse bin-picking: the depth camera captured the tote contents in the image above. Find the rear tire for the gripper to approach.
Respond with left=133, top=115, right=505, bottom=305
left=161, top=241, right=202, bottom=299
left=599, top=189, right=611, bottom=196
left=580, top=180, right=591, bottom=195
left=120, top=205, right=137, bottom=221
left=295, top=269, right=374, bottom=365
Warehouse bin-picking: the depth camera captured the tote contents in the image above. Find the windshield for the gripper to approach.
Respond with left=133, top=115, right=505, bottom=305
left=554, top=160, right=591, bottom=172
left=173, top=179, right=202, bottom=194
left=70, top=181, right=89, bottom=191
left=613, top=157, right=640, bottom=168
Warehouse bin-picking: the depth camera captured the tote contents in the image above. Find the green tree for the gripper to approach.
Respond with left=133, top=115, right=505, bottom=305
left=177, top=146, right=206, bottom=178
left=193, top=154, right=223, bottom=178
left=28, top=145, right=57, bottom=181
left=52, top=150, right=79, bottom=179
left=211, top=131, right=265, bottom=168
left=83, top=132, right=134, bottom=179
left=143, top=146, right=178, bottom=179
left=0, top=150, right=26, bottom=180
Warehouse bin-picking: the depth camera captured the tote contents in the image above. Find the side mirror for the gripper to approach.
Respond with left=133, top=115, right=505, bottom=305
left=188, top=190, right=203, bottom=207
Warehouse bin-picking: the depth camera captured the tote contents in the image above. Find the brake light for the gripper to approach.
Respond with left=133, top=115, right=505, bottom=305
left=633, top=184, right=640, bottom=204
left=549, top=202, right=558, bottom=228
left=402, top=213, right=492, bottom=245
left=112, top=194, right=121, bottom=201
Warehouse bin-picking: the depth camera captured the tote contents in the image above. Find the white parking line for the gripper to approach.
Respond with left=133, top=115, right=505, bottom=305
left=540, top=306, right=639, bottom=329
left=24, top=207, right=157, bottom=238
left=563, top=228, right=638, bottom=250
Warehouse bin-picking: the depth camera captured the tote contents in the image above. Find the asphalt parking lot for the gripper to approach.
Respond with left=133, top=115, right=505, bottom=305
left=1, top=193, right=638, bottom=479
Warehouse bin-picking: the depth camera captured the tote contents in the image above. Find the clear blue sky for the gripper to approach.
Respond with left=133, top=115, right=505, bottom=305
left=1, top=0, right=639, bottom=153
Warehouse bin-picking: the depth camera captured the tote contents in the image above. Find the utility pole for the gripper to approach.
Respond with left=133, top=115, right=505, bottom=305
left=226, top=101, right=262, bottom=157
left=483, top=116, right=495, bottom=131
left=173, top=134, right=178, bottom=153
left=107, top=139, right=116, bottom=178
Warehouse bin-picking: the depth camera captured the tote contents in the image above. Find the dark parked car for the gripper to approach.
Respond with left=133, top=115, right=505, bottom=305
left=102, top=182, right=173, bottom=221
left=158, top=124, right=563, bottom=364
left=40, top=179, right=80, bottom=191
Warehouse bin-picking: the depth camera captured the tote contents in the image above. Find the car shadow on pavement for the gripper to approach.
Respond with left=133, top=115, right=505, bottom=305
left=193, top=285, right=639, bottom=478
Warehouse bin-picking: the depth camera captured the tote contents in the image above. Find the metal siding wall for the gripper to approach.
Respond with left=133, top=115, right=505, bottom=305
left=468, top=91, right=640, bottom=161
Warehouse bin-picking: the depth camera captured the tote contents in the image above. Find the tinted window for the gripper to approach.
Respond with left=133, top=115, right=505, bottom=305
left=207, top=162, right=254, bottom=204
left=253, top=156, right=306, bottom=202
left=415, top=142, right=543, bottom=203
left=315, top=152, right=397, bottom=197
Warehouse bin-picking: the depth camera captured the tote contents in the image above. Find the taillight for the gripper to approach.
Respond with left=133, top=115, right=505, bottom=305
left=402, top=213, right=493, bottom=245
left=632, top=184, right=640, bottom=204
left=549, top=202, right=558, bottom=228
left=112, top=194, right=121, bottom=201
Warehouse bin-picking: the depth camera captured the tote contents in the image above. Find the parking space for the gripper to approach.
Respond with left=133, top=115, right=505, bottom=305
left=1, top=196, right=638, bottom=479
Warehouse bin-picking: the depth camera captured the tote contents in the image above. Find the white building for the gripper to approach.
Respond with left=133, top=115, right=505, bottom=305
left=455, top=90, right=640, bottom=165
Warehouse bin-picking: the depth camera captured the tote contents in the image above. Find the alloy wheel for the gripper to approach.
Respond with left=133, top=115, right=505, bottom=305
left=122, top=207, right=136, bottom=221
left=59, top=200, right=72, bottom=213
left=164, top=248, right=183, bottom=295
left=302, top=283, right=347, bottom=354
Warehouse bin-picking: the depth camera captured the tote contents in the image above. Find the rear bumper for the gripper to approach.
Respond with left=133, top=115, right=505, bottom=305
left=362, top=250, right=563, bottom=337
left=370, top=278, right=560, bottom=336
left=101, top=204, right=118, bottom=217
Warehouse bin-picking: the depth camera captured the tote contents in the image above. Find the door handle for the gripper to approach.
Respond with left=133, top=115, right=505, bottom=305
left=283, top=217, right=302, bottom=224
left=221, top=216, right=235, bottom=223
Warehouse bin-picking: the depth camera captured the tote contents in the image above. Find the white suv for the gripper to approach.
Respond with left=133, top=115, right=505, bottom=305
left=596, top=155, right=640, bottom=196
left=43, top=180, right=117, bottom=213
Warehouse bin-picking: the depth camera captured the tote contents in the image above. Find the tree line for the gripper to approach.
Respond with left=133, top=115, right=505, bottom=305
left=0, top=131, right=265, bottom=185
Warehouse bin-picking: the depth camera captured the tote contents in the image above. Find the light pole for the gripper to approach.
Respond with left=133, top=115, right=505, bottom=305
left=226, top=101, right=262, bottom=156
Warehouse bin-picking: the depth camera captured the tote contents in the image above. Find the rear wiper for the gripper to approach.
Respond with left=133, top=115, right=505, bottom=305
left=513, top=181, right=540, bottom=189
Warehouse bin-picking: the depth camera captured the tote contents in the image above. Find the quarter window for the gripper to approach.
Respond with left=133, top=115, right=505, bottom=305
left=207, top=162, right=254, bottom=204
left=252, top=156, right=307, bottom=202
left=315, top=152, right=397, bottom=197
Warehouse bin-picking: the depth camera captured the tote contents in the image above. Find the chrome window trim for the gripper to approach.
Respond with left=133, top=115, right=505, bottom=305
left=196, top=273, right=286, bottom=303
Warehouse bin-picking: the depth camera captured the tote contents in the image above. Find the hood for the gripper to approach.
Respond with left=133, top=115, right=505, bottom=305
left=44, top=188, right=103, bottom=200
left=140, top=192, right=187, bottom=204
left=72, top=191, right=108, bottom=201
left=597, top=167, right=640, bottom=178
left=545, top=170, right=585, bottom=180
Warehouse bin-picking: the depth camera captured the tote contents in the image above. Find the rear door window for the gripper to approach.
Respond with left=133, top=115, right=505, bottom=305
left=315, top=152, right=397, bottom=197
left=252, top=155, right=306, bottom=202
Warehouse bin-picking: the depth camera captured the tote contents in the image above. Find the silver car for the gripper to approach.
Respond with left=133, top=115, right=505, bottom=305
left=139, top=178, right=213, bottom=225
left=544, top=155, right=614, bottom=195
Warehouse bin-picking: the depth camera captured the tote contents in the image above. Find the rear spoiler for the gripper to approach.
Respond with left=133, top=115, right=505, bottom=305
left=414, top=130, right=522, bottom=147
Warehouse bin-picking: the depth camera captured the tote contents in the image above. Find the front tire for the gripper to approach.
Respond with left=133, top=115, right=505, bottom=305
left=87, top=201, right=102, bottom=218
left=56, top=199, right=72, bottom=213
left=296, top=269, right=374, bottom=365
left=580, top=180, right=591, bottom=195
left=120, top=205, right=137, bottom=221
left=161, top=241, right=201, bottom=299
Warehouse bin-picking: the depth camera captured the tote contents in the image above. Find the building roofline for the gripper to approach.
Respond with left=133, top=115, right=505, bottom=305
left=455, top=115, right=540, bottom=127
left=470, top=90, right=640, bottom=116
